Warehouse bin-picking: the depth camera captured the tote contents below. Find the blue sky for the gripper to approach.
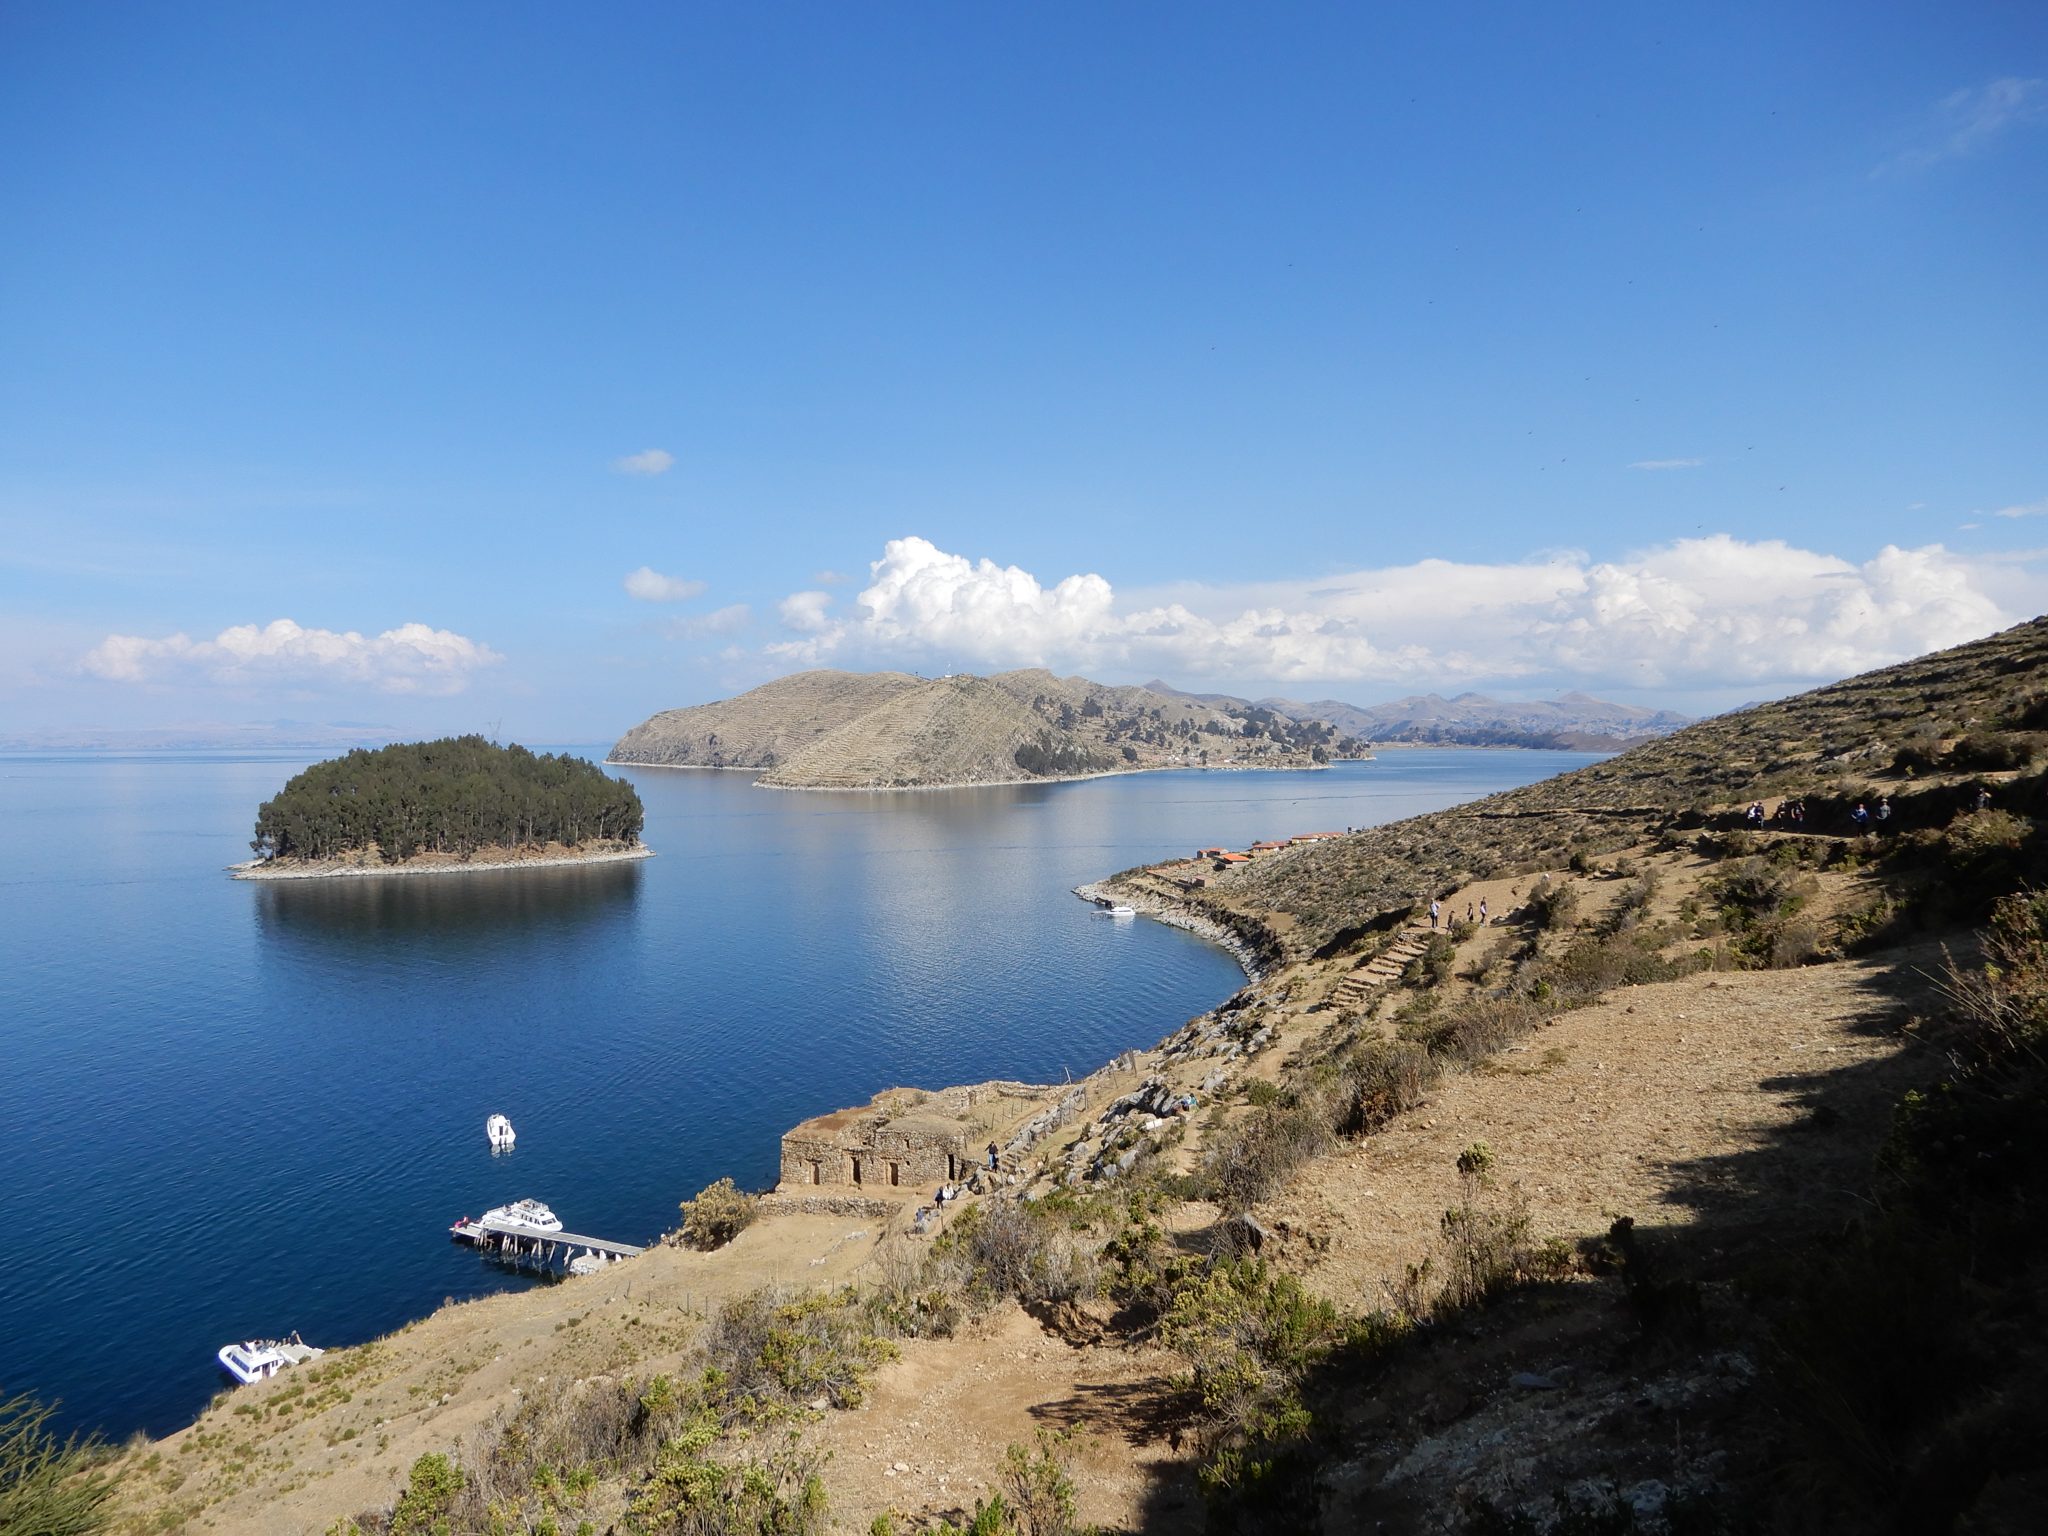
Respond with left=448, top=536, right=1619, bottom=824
left=3, top=2, right=2044, bottom=744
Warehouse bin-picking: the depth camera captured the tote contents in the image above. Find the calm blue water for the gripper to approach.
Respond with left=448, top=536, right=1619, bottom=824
left=0, top=748, right=1587, bottom=1439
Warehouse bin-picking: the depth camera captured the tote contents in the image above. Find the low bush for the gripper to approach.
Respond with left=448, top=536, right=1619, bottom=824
left=630, top=1436, right=827, bottom=1536
left=678, top=1177, right=759, bottom=1251
left=1946, top=730, right=2037, bottom=771
left=1335, top=1040, right=1436, bottom=1134
left=1200, top=1103, right=1335, bottom=1215
left=1526, top=878, right=1581, bottom=931
left=932, top=1200, right=1097, bottom=1306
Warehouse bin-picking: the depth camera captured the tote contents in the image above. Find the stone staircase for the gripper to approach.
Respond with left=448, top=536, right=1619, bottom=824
left=1328, top=927, right=1435, bottom=1009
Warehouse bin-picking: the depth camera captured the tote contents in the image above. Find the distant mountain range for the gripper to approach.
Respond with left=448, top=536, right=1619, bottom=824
left=1260, top=688, right=1690, bottom=750
left=610, top=669, right=1365, bottom=790
left=1142, top=683, right=1686, bottom=750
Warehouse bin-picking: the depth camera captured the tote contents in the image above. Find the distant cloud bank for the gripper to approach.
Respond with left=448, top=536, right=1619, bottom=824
left=1629, top=458, right=1704, bottom=471
left=612, top=448, right=675, bottom=476
left=1992, top=496, right=2048, bottom=520
left=764, top=533, right=2020, bottom=692
left=623, top=565, right=708, bottom=602
left=81, top=619, right=501, bottom=695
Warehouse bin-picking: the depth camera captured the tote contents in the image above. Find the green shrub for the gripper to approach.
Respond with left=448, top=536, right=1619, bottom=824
left=1946, top=731, right=2036, bottom=771
left=1526, top=879, right=1581, bottom=931
left=998, top=1431, right=1081, bottom=1536
left=630, top=1437, right=828, bottom=1535
left=390, top=1452, right=464, bottom=1536
left=679, top=1177, right=760, bottom=1251
left=1160, top=1259, right=1344, bottom=1439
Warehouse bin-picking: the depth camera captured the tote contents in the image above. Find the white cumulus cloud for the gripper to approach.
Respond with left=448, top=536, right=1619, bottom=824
left=612, top=448, right=675, bottom=476
left=623, top=566, right=708, bottom=602
left=762, top=533, right=2026, bottom=694
left=778, top=590, right=836, bottom=633
left=1992, top=497, right=2048, bottom=519
left=81, top=619, right=501, bottom=695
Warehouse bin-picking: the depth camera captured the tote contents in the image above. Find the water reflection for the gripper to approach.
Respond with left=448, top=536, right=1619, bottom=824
left=252, top=859, right=644, bottom=941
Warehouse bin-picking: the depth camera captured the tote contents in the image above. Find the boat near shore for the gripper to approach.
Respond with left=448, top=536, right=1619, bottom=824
left=452, top=1198, right=563, bottom=1241
left=217, top=1333, right=323, bottom=1385
left=486, top=1113, right=516, bottom=1149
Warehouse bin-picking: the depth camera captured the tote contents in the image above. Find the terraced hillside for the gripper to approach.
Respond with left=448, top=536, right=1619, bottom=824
left=611, top=667, right=1366, bottom=789
left=1121, top=615, right=2048, bottom=956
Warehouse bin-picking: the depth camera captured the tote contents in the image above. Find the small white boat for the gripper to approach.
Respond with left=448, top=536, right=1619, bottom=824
left=478, top=1197, right=562, bottom=1234
left=1105, top=905, right=1136, bottom=918
left=486, top=1113, right=516, bottom=1149
left=217, top=1332, right=324, bottom=1385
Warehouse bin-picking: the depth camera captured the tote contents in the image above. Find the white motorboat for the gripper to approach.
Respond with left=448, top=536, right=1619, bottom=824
left=486, top=1113, right=516, bottom=1149
left=478, top=1197, right=562, bottom=1234
left=217, top=1332, right=324, bottom=1385
left=1105, top=905, right=1136, bottom=918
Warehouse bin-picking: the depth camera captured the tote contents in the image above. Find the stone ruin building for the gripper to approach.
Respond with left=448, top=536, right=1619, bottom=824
left=778, top=1081, right=1064, bottom=1194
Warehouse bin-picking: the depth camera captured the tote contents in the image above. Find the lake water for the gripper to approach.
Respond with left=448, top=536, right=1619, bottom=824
left=0, top=747, right=1589, bottom=1440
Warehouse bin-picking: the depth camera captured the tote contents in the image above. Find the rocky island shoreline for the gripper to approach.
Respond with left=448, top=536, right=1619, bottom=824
left=229, top=840, right=655, bottom=880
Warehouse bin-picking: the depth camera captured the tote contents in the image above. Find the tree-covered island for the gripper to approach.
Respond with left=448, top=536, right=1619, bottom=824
left=245, top=736, right=646, bottom=870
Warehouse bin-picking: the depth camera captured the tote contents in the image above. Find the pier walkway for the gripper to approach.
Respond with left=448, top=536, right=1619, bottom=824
left=452, top=1216, right=646, bottom=1269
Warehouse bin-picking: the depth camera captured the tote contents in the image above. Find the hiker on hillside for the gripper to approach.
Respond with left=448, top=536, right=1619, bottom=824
left=986, top=1141, right=999, bottom=1171
left=1851, top=802, right=1871, bottom=836
left=1429, top=898, right=1441, bottom=930
left=1478, top=897, right=1488, bottom=925
left=1975, top=786, right=1993, bottom=812
left=1875, top=797, right=1892, bottom=832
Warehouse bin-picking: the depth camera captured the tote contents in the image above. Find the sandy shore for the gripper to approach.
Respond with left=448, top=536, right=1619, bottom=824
left=228, top=844, right=655, bottom=881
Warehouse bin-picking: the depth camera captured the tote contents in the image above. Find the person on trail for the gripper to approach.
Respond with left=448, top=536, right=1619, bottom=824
left=1477, top=897, right=1488, bottom=925
left=986, top=1141, right=999, bottom=1171
left=1851, top=802, right=1871, bottom=835
left=1976, top=786, right=1993, bottom=812
left=1465, top=902, right=1475, bottom=925
left=1429, top=899, right=1441, bottom=930
left=1875, top=797, right=1892, bottom=833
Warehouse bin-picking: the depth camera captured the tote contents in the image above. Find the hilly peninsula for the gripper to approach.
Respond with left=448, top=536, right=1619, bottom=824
left=237, top=736, right=648, bottom=877
left=610, top=668, right=1367, bottom=789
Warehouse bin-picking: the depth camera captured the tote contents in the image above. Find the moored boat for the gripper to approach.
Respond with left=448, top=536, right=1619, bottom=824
left=486, top=1112, right=516, bottom=1149
left=217, top=1332, right=324, bottom=1385
left=478, top=1197, right=562, bottom=1233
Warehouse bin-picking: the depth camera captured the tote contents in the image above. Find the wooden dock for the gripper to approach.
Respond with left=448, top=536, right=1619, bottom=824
left=452, top=1216, right=645, bottom=1270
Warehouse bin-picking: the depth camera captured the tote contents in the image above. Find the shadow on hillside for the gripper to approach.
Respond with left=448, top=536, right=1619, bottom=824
left=1107, top=945, right=1966, bottom=1533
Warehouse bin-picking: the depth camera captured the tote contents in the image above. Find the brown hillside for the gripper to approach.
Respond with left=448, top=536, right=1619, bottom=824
left=612, top=668, right=1366, bottom=789
left=760, top=675, right=1061, bottom=789
left=608, top=669, right=925, bottom=770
